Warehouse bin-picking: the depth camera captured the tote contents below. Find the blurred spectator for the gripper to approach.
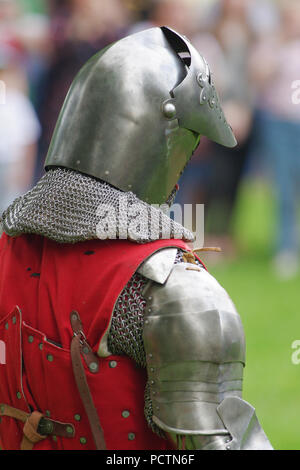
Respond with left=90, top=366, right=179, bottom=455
left=35, top=0, right=131, bottom=181
left=0, top=40, right=40, bottom=215
left=249, top=0, right=300, bottom=278
left=147, top=0, right=197, bottom=36
left=0, top=0, right=41, bottom=216
left=129, top=0, right=203, bottom=39
left=247, top=0, right=279, bottom=38
left=0, top=0, right=50, bottom=100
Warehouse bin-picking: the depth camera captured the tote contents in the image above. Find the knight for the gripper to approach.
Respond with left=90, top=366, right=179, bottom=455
left=0, top=26, right=272, bottom=450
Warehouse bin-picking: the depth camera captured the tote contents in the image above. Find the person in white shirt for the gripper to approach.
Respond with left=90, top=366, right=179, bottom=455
left=0, top=42, right=40, bottom=215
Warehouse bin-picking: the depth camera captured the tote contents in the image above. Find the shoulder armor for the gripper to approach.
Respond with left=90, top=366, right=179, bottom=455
left=142, top=262, right=245, bottom=435
left=137, top=248, right=178, bottom=284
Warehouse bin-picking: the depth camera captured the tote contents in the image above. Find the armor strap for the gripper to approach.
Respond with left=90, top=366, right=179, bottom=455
left=22, top=411, right=46, bottom=450
left=0, top=404, right=75, bottom=450
left=70, top=311, right=106, bottom=450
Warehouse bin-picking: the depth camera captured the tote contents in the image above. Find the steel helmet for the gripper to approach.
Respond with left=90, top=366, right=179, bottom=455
left=45, top=26, right=236, bottom=204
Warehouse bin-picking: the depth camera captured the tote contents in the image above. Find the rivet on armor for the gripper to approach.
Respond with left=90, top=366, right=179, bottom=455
left=71, top=312, right=78, bottom=322
left=47, top=354, right=54, bottom=362
left=82, top=346, right=89, bottom=355
left=45, top=410, right=51, bottom=417
left=144, top=320, right=149, bottom=325
left=80, top=437, right=87, bottom=445
left=148, top=296, right=152, bottom=301
left=148, top=353, right=153, bottom=359
left=12, top=316, right=16, bottom=324
left=76, top=160, right=81, bottom=165
left=105, top=170, right=110, bottom=175
left=88, top=362, right=99, bottom=373
left=162, top=101, right=176, bottom=120
left=150, top=367, right=154, bottom=373
left=5, top=323, right=8, bottom=330
left=74, top=414, right=81, bottom=421
left=209, top=98, right=215, bottom=109
left=109, top=360, right=117, bottom=368
left=148, top=308, right=151, bottom=313
left=150, top=380, right=154, bottom=385
left=66, top=425, right=74, bottom=435
left=197, top=73, right=205, bottom=87
left=16, top=391, right=21, bottom=400
left=28, top=336, right=34, bottom=343
left=44, top=420, right=54, bottom=434
left=226, top=445, right=231, bottom=450
left=128, top=432, right=135, bottom=441
left=39, top=343, right=43, bottom=350
left=52, top=435, right=57, bottom=442
left=122, top=410, right=130, bottom=418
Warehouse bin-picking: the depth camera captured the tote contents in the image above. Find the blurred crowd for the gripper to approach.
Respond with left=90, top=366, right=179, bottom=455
left=0, top=0, right=300, bottom=278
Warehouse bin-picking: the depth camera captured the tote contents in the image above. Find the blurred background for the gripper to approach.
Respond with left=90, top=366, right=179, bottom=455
left=0, top=0, right=300, bottom=450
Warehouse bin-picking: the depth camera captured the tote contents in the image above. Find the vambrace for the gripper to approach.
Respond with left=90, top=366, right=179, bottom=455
left=141, top=253, right=273, bottom=450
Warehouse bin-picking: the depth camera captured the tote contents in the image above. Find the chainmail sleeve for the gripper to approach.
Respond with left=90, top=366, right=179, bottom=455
left=107, top=271, right=148, bottom=369
left=106, top=250, right=202, bottom=438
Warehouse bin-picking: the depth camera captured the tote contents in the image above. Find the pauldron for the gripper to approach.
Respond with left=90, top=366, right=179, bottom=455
left=140, top=249, right=273, bottom=450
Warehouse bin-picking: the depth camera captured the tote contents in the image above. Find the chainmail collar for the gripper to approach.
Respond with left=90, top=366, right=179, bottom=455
left=1, top=168, right=194, bottom=244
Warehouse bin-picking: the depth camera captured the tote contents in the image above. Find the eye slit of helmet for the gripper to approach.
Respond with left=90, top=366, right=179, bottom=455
left=178, top=51, right=191, bottom=66
left=161, top=26, right=191, bottom=67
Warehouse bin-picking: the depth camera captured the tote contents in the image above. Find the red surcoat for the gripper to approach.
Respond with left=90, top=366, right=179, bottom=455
left=0, top=233, right=191, bottom=450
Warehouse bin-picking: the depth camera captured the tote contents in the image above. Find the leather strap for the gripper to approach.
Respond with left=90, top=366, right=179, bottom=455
left=70, top=311, right=99, bottom=373
left=0, top=404, right=75, bottom=450
left=70, top=311, right=106, bottom=450
left=0, top=309, right=105, bottom=450
left=22, top=411, right=46, bottom=450
left=0, top=403, right=28, bottom=423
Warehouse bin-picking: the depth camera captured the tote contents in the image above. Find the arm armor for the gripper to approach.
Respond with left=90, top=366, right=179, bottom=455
left=140, top=250, right=273, bottom=450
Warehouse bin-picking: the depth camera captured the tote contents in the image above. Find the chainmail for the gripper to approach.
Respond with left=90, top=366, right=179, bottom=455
left=1, top=168, right=194, bottom=244
left=108, top=250, right=203, bottom=438
left=108, top=271, right=148, bottom=368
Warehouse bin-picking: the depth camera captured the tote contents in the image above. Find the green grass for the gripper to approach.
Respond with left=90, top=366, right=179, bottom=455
left=206, top=178, right=300, bottom=450
left=19, top=0, right=48, bottom=14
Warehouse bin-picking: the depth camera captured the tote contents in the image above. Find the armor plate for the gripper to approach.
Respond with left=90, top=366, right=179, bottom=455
left=142, top=261, right=245, bottom=434
left=141, top=250, right=273, bottom=449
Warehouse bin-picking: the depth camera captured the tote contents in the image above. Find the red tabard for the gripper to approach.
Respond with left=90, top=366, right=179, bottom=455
left=0, top=233, right=192, bottom=450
